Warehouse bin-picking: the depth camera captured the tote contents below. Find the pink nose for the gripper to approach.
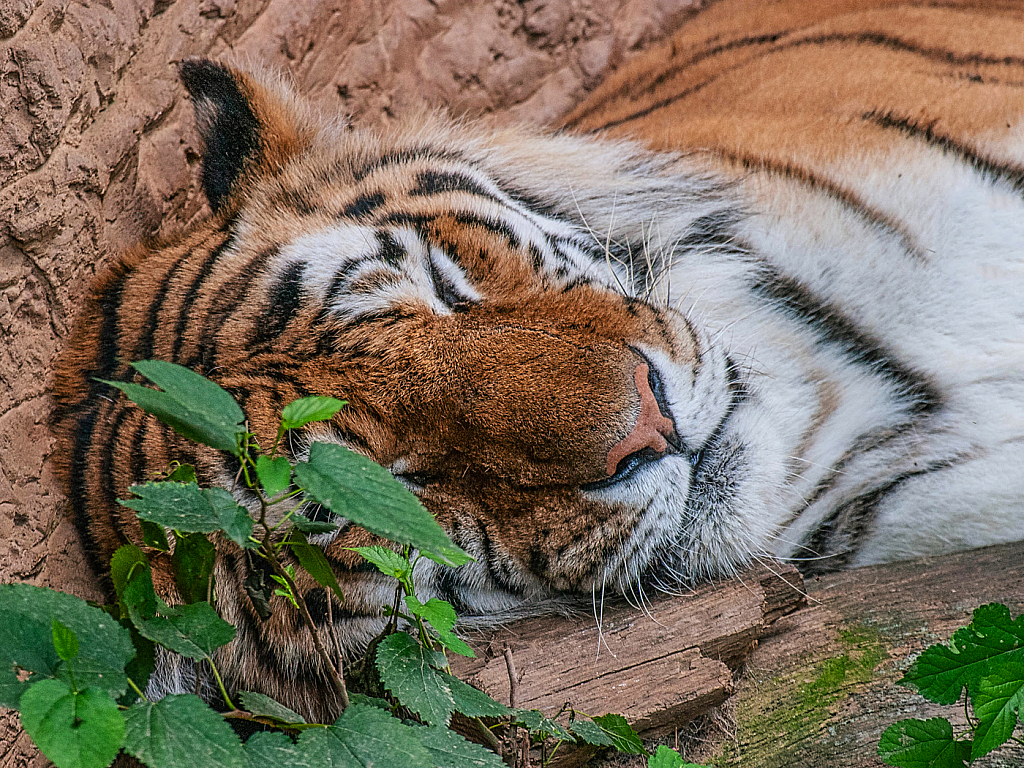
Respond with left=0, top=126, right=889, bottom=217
left=605, top=363, right=677, bottom=476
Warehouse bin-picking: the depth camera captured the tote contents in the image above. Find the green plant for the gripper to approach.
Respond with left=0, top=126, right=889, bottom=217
left=1, top=360, right=706, bottom=768
left=878, top=603, right=1024, bottom=767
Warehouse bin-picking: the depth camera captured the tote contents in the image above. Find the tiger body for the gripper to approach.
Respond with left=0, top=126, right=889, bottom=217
left=50, top=0, right=1024, bottom=721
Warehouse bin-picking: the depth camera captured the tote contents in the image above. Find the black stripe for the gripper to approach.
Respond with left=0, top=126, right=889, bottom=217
left=800, top=457, right=963, bottom=574
left=410, top=170, right=495, bottom=200
left=342, top=191, right=386, bottom=219
left=380, top=210, right=522, bottom=251
left=589, top=30, right=1024, bottom=132
left=252, top=261, right=307, bottom=345
left=170, top=226, right=237, bottom=362
left=136, top=259, right=189, bottom=362
left=750, top=265, right=941, bottom=415
left=376, top=231, right=406, bottom=268
left=864, top=109, right=1024, bottom=196
left=352, top=147, right=467, bottom=181
left=347, top=269, right=401, bottom=295
left=427, top=250, right=475, bottom=310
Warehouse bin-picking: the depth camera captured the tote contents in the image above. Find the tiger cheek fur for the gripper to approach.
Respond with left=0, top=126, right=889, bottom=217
left=49, top=0, right=1024, bottom=722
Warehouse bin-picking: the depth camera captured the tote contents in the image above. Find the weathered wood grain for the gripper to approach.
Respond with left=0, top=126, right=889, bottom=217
left=450, top=562, right=806, bottom=735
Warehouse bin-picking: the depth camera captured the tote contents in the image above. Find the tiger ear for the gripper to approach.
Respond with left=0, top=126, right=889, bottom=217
left=178, top=59, right=308, bottom=212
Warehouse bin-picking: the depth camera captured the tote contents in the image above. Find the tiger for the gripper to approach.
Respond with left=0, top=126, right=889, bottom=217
left=49, top=0, right=1024, bottom=725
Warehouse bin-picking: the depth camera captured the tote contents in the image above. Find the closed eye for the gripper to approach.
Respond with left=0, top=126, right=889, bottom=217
left=394, top=471, right=441, bottom=491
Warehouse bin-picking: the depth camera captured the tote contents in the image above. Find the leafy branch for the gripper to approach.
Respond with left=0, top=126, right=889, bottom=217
left=1, top=360, right=704, bottom=768
left=878, top=603, right=1024, bottom=767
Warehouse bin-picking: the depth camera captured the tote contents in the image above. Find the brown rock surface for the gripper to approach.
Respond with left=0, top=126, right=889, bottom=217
left=0, top=0, right=700, bottom=763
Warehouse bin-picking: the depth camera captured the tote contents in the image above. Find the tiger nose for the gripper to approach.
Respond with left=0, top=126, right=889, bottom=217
left=605, top=363, right=679, bottom=477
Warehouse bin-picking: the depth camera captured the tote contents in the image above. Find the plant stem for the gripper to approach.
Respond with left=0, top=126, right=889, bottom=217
left=127, top=677, right=150, bottom=703
left=267, top=547, right=350, bottom=710
left=474, top=717, right=503, bottom=752
left=206, top=656, right=236, bottom=711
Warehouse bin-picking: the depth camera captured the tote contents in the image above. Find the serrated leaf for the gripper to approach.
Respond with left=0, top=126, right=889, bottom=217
left=104, top=360, right=245, bottom=455
left=243, top=731, right=312, bottom=768
left=281, top=397, right=346, bottom=431
left=569, top=718, right=614, bottom=747
left=20, top=681, right=125, bottom=768
left=418, top=724, right=506, bottom=767
left=352, top=546, right=412, bottom=589
left=438, top=672, right=510, bottom=719
left=124, top=568, right=235, bottom=660
left=591, top=713, right=645, bottom=755
left=376, top=632, right=454, bottom=726
left=256, top=456, right=293, bottom=499
left=0, top=584, right=134, bottom=701
left=287, top=529, right=344, bottom=604
left=172, top=532, right=216, bottom=605
left=295, top=443, right=471, bottom=567
left=291, top=513, right=339, bottom=534
left=119, top=483, right=254, bottom=549
left=238, top=691, right=306, bottom=725
left=123, top=694, right=243, bottom=768
left=971, top=658, right=1024, bottom=760
left=51, top=621, right=79, bottom=664
left=298, top=702, right=433, bottom=767
left=902, top=603, right=1024, bottom=704
left=348, top=694, right=392, bottom=710
left=878, top=718, right=971, bottom=768
left=405, top=597, right=474, bottom=658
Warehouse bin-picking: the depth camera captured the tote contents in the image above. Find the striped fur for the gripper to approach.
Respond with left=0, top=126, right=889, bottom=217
left=50, top=0, right=1024, bottom=721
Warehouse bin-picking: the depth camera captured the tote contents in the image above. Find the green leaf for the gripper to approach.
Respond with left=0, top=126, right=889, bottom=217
left=111, top=545, right=149, bottom=605
left=376, top=632, right=454, bottom=726
left=124, top=568, right=235, bottom=660
left=298, top=703, right=432, bottom=767
left=438, top=672, right=510, bottom=719
left=20, top=681, right=125, bottom=768
left=591, top=713, right=646, bottom=755
left=647, top=745, right=708, bottom=768
left=295, top=443, right=471, bottom=567
left=291, top=514, right=339, bottom=534
left=902, top=603, right=1024, bottom=704
left=509, top=709, right=573, bottom=741
left=119, top=482, right=254, bottom=549
left=878, top=718, right=971, bottom=768
left=281, top=397, right=346, bottom=431
left=351, top=546, right=412, bottom=590
left=172, top=532, right=216, bottom=604
left=971, top=658, right=1024, bottom=760
left=51, top=621, right=79, bottom=663
left=0, top=583, right=134, bottom=701
left=104, top=360, right=245, bottom=455
left=166, top=464, right=197, bottom=484
left=243, top=731, right=312, bottom=768
left=287, top=529, right=345, bottom=604
left=569, top=718, right=614, bottom=747
left=238, top=690, right=306, bottom=725
left=256, top=456, right=293, bottom=499
left=418, top=724, right=507, bottom=767
left=140, top=521, right=171, bottom=552
left=0, top=612, right=58, bottom=707
left=405, top=596, right=474, bottom=657
left=123, top=694, right=243, bottom=768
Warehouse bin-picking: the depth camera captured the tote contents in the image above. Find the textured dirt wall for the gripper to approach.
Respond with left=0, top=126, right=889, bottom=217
left=0, top=0, right=700, bottom=763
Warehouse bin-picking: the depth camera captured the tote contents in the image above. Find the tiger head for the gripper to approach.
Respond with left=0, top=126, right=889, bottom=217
left=52, top=60, right=775, bottom=686
left=173, top=61, right=767, bottom=609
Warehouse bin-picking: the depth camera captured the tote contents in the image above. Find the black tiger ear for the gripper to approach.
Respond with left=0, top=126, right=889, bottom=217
left=179, top=59, right=307, bottom=212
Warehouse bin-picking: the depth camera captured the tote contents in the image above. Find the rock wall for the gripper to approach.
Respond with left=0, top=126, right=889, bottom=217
left=0, top=0, right=700, bottom=763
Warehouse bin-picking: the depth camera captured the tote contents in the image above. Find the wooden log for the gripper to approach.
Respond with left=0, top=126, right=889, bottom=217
left=450, top=562, right=807, bottom=737
left=453, top=541, right=1024, bottom=767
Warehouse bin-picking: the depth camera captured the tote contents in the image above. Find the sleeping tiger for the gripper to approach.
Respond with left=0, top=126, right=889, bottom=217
left=50, top=0, right=1024, bottom=723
